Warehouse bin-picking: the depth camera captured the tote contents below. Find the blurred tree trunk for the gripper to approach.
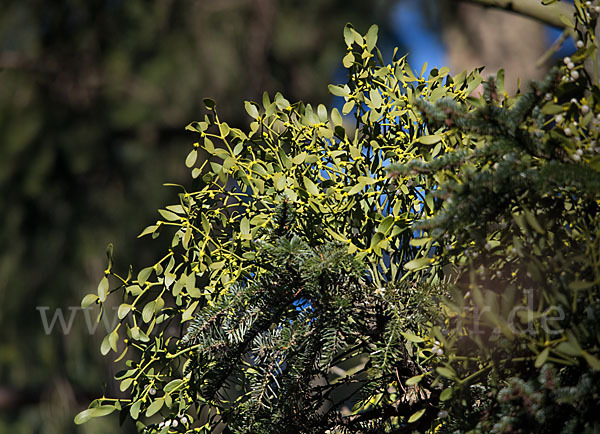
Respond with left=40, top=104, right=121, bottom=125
left=441, top=1, right=549, bottom=94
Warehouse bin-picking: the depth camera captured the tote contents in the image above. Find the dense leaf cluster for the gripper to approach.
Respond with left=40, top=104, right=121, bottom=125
left=78, top=22, right=472, bottom=432
left=79, top=1, right=600, bottom=432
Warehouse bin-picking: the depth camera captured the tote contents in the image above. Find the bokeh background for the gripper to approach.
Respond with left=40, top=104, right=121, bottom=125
left=0, top=1, right=571, bottom=432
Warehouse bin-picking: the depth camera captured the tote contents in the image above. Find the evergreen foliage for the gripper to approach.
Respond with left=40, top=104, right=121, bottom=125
left=176, top=201, right=442, bottom=433
left=386, top=2, right=600, bottom=431
left=78, top=1, right=600, bottom=432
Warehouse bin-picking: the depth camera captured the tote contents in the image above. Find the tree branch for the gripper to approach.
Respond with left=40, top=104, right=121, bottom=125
left=456, top=0, right=575, bottom=29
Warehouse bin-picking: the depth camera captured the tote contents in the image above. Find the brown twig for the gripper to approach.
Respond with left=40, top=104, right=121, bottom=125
left=455, top=0, right=575, bottom=29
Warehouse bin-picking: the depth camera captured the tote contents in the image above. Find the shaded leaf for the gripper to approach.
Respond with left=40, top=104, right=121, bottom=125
left=408, top=408, right=426, bottom=424
left=74, top=405, right=116, bottom=424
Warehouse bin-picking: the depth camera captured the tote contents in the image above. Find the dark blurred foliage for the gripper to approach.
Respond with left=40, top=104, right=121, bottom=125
left=0, top=0, right=398, bottom=432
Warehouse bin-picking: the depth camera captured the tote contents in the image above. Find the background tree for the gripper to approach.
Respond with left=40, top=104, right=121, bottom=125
left=441, top=2, right=549, bottom=93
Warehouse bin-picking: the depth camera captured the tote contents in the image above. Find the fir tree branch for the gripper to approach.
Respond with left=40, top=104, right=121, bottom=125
left=457, top=0, right=575, bottom=29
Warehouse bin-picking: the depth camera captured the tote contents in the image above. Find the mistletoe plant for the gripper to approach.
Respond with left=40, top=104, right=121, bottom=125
left=76, top=23, right=481, bottom=433
left=76, top=1, right=600, bottom=432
